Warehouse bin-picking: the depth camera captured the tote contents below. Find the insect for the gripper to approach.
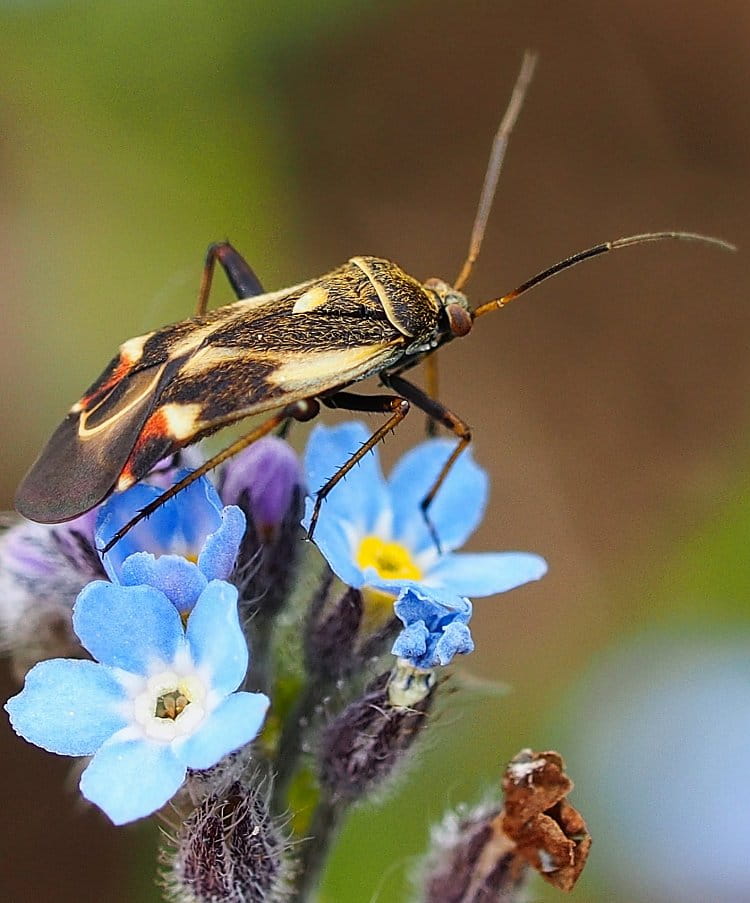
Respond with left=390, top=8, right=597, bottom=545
left=15, top=53, right=733, bottom=552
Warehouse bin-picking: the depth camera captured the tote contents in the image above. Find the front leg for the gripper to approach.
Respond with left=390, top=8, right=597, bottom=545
left=383, top=373, right=472, bottom=552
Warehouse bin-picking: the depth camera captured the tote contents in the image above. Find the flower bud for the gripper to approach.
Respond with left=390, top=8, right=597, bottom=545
left=221, top=438, right=305, bottom=623
left=419, top=802, right=520, bottom=903
left=0, top=517, right=103, bottom=678
left=304, top=575, right=405, bottom=685
left=166, top=779, right=291, bottom=903
left=220, top=437, right=302, bottom=538
left=319, top=667, right=435, bottom=802
left=305, top=583, right=363, bottom=683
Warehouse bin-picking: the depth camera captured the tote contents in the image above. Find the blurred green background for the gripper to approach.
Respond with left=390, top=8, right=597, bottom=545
left=1, top=2, right=749, bottom=901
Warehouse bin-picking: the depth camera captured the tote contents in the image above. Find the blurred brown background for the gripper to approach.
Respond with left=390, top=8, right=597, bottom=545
left=1, top=1, right=748, bottom=900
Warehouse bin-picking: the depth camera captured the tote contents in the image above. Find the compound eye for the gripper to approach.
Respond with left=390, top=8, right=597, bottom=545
left=446, top=303, right=472, bottom=337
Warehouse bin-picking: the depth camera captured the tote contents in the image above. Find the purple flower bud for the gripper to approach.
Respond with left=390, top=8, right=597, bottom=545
left=220, top=437, right=303, bottom=535
left=222, top=439, right=305, bottom=630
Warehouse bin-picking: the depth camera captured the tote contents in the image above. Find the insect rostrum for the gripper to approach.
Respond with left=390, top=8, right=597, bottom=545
left=14, top=53, right=733, bottom=549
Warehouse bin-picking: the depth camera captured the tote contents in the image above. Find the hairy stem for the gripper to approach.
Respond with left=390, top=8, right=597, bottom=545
left=271, top=680, right=320, bottom=813
left=291, top=795, right=341, bottom=902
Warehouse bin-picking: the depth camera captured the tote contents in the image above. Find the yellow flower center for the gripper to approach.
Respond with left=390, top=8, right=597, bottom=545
left=356, top=536, right=422, bottom=582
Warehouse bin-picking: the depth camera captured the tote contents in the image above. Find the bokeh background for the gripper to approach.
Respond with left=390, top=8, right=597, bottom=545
left=2, top=2, right=749, bottom=901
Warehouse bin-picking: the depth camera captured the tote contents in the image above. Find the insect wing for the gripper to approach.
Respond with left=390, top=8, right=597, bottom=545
left=15, top=356, right=184, bottom=523
left=16, top=259, right=413, bottom=525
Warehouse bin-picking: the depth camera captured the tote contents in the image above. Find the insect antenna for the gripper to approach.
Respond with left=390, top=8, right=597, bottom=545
left=472, top=231, right=736, bottom=319
left=453, top=50, right=538, bottom=292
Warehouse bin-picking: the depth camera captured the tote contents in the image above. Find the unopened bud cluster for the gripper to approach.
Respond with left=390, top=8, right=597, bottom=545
left=319, top=665, right=436, bottom=802
left=167, top=778, right=291, bottom=903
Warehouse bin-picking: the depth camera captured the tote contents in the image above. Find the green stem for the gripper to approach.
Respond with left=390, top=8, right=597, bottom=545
left=271, top=679, right=320, bottom=813
left=245, top=612, right=275, bottom=696
left=291, top=795, right=342, bottom=902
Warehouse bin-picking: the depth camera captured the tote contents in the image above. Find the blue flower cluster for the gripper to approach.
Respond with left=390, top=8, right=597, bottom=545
left=6, top=466, right=269, bottom=824
left=4, top=423, right=547, bottom=824
left=304, top=422, right=547, bottom=670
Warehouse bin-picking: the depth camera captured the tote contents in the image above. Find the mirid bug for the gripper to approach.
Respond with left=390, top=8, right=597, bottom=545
left=15, top=54, right=733, bottom=551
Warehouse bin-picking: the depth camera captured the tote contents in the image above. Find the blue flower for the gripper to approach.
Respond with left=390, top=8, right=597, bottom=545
left=391, top=586, right=474, bottom=669
left=96, top=472, right=246, bottom=613
left=303, top=422, right=547, bottom=598
left=5, top=578, right=269, bottom=825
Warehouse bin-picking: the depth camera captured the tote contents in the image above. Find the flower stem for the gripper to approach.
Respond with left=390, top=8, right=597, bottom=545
left=271, top=679, right=320, bottom=813
left=291, top=794, right=341, bottom=902
left=244, top=614, right=274, bottom=697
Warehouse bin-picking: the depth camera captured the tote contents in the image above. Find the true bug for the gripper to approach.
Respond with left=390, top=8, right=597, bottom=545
left=15, top=53, right=732, bottom=551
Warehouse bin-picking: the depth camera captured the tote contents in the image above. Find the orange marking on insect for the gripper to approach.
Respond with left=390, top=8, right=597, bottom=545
left=79, top=356, right=134, bottom=409
left=115, top=407, right=171, bottom=491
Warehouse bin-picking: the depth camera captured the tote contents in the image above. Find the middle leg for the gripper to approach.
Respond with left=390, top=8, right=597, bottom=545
left=423, top=353, right=440, bottom=437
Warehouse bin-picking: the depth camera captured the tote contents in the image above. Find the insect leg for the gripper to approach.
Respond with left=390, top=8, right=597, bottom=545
left=276, top=419, right=294, bottom=440
left=306, top=392, right=411, bottom=539
left=100, top=399, right=320, bottom=554
left=424, top=354, right=439, bottom=437
left=384, top=373, right=471, bottom=552
left=195, top=241, right=265, bottom=316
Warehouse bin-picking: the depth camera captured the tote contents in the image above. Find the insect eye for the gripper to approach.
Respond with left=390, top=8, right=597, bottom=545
left=446, top=303, right=473, bottom=337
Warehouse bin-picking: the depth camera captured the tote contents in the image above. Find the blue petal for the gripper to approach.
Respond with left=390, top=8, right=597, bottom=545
left=198, top=505, right=246, bottom=582
left=391, top=621, right=429, bottom=660
left=73, top=581, right=186, bottom=673
left=425, top=552, right=547, bottom=597
left=303, top=422, right=390, bottom=534
left=5, top=659, right=127, bottom=755
left=186, top=581, right=247, bottom=696
left=388, top=439, right=488, bottom=555
left=393, top=585, right=471, bottom=627
left=173, top=692, right=270, bottom=771
left=80, top=738, right=185, bottom=824
left=96, top=484, right=175, bottom=578
left=433, top=621, right=474, bottom=665
left=166, top=475, right=224, bottom=549
left=119, top=553, right=208, bottom=614
left=302, top=499, right=364, bottom=587
left=96, top=474, right=224, bottom=579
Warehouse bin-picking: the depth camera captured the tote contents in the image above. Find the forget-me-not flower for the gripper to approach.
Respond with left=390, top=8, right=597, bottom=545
left=5, top=578, right=269, bottom=825
left=96, top=473, right=246, bottom=614
left=303, top=422, right=547, bottom=598
left=391, top=586, right=474, bottom=670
